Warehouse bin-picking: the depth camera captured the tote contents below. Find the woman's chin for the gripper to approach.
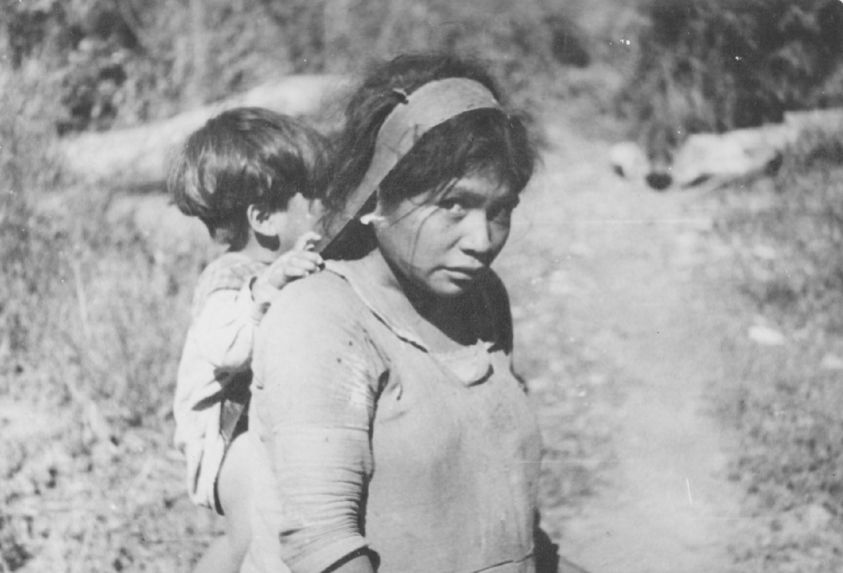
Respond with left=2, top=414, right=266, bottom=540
left=427, top=277, right=478, bottom=298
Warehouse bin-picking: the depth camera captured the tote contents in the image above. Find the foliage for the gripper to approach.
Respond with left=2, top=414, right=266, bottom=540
left=619, top=0, right=843, bottom=158
left=1, top=0, right=295, bottom=132
left=1, top=0, right=593, bottom=134
left=718, top=128, right=843, bottom=327
left=1, top=192, right=189, bottom=418
left=711, top=129, right=843, bottom=570
left=0, top=184, right=219, bottom=570
left=0, top=65, right=62, bottom=193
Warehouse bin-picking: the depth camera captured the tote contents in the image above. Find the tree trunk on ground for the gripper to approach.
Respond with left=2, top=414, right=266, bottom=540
left=59, top=75, right=351, bottom=189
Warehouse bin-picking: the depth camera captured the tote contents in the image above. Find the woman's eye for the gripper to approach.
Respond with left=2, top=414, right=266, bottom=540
left=438, top=199, right=467, bottom=217
left=489, top=203, right=516, bottom=224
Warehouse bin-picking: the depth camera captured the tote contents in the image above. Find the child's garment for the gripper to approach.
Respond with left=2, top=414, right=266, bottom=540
left=173, top=252, right=268, bottom=510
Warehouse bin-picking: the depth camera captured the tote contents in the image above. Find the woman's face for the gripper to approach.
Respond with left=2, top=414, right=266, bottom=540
left=375, top=171, right=520, bottom=298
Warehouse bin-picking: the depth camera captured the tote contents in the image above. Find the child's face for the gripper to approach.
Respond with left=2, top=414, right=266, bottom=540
left=266, top=194, right=323, bottom=252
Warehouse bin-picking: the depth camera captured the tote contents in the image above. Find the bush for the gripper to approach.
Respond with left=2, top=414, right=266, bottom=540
left=1, top=0, right=593, bottom=135
left=712, top=128, right=843, bottom=570
left=718, top=127, right=843, bottom=329
left=1, top=0, right=295, bottom=132
left=1, top=190, right=195, bottom=417
left=620, top=0, right=843, bottom=158
left=0, top=185, right=217, bottom=569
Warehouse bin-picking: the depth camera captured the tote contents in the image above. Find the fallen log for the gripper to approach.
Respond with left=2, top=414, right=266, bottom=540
left=672, top=108, right=843, bottom=189
left=59, top=74, right=352, bottom=188
left=611, top=108, right=843, bottom=191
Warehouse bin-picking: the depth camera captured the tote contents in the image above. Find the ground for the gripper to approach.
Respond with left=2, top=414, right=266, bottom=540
left=497, top=112, right=750, bottom=573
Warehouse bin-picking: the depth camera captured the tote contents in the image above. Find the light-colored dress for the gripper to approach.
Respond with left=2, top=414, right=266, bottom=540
left=244, top=259, right=544, bottom=573
left=173, top=252, right=267, bottom=510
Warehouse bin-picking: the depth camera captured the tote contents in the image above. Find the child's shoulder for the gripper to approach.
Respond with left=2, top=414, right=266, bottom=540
left=190, top=253, right=268, bottom=316
left=197, top=252, right=266, bottom=291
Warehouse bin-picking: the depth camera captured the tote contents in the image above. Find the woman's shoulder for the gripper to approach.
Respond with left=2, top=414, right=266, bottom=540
left=254, top=266, right=386, bottom=377
left=266, top=265, right=367, bottom=323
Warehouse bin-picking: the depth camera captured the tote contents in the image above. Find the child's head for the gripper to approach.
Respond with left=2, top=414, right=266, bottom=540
left=170, top=107, right=328, bottom=250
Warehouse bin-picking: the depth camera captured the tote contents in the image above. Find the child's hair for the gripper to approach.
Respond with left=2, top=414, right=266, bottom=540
left=323, top=53, right=537, bottom=259
left=169, top=107, right=329, bottom=249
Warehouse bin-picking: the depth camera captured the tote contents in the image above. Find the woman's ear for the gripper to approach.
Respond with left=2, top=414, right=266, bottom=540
left=247, top=204, right=277, bottom=236
left=359, top=190, right=386, bottom=226
left=359, top=211, right=385, bottom=226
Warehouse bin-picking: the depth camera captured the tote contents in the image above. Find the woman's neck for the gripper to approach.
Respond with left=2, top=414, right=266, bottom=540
left=358, top=250, right=477, bottom=350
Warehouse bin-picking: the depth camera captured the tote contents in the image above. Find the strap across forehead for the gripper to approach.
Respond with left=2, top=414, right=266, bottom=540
left=319, top=77, right=501, bottom=253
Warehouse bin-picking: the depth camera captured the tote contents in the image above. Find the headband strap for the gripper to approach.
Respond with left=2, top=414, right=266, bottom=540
left=319, top=78, right=501, bottom=253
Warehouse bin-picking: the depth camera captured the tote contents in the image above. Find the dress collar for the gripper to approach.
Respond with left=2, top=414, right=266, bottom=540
left=324, top=259, right=499, bottom=387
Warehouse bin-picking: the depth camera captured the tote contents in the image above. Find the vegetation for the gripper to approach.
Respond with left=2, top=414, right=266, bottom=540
left=710, top=126, right=843, bottom=571
left=619, top=0, right=843, bottom=158
left=0, top=0, right=597, bottom=134
left=0, top=188, right=212, bottom=570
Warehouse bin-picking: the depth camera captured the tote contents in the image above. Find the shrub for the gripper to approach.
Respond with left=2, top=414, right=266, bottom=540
left=712, top=127, right=843, bottom=570
left=1, top=0, right=295, bottom=132
left=619, top=0, right=843, bottom=158
left=723, top=126, right=843, bottom=327
left=2, top=0, right=593, bottom=135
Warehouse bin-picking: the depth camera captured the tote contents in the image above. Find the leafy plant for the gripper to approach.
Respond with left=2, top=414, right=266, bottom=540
left=711, top=125, right=843, bottom=570
left=1, top=0, right=594, bottom=135
left=620, top=0, right=843, bottom=158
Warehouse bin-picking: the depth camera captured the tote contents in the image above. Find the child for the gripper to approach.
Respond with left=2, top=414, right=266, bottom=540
left=169, top=107, right=328, bottom=573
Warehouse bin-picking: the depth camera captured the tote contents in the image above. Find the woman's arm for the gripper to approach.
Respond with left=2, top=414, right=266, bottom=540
left=252, top=277, right=382, bottom=573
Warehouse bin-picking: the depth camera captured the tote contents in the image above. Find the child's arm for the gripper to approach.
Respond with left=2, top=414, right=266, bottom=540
left=250, top=232, right=324, bottom=307
left=189, top=283, right=266, bottom=372
left=192, top=234, right=324, bottom=371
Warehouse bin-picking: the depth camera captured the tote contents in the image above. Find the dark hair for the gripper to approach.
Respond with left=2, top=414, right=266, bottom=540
left=169, top=107, right=328, bottom=249
left=322, top=53, right=537, bottom=259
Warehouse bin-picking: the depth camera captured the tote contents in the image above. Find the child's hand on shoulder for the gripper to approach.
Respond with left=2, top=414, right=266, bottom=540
left=251, top=232, right=325, bottom=306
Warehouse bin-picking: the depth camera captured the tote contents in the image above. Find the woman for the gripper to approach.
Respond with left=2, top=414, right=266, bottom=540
left=243, top=53, right=557, bottom=573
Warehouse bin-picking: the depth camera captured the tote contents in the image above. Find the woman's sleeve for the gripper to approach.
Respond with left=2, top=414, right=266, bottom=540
left=251, top=278, right=382, bottom=573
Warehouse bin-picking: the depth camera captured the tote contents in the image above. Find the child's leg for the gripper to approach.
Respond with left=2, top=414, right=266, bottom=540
left=193, top=434, right=258, bottom=573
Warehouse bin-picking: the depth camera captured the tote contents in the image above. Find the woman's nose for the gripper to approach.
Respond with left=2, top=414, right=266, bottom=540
left=459, top=211, right=493, bottom=257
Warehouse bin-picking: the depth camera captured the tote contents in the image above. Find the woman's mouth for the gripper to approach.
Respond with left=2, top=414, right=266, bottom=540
left=444, top=266, right=486, bottom=281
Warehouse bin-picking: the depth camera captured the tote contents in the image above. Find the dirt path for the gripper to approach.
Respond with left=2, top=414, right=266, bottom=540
left=500, top=117, right=747, bottom=573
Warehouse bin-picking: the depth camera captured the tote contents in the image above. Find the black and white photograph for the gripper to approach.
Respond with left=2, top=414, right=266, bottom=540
left=2, top=1, right=843, bottom=571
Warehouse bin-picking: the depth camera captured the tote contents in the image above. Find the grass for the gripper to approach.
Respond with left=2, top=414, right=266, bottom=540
left=709, top=127, right=843, bottom=571
left=0, top=185, right=225, bottom=571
